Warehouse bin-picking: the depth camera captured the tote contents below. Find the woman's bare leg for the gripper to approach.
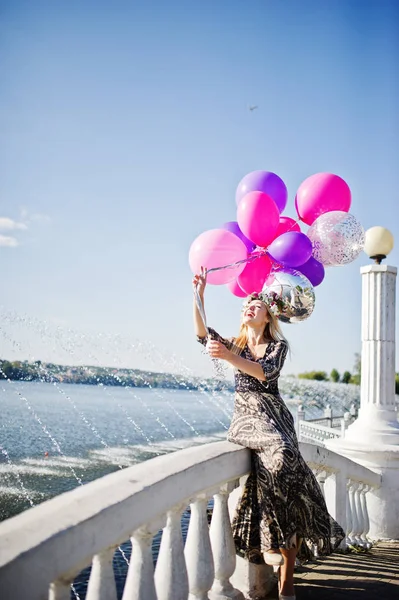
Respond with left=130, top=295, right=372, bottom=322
left=279, top=546, right=296, bottom=597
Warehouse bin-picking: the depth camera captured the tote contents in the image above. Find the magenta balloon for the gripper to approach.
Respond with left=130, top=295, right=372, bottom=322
left=297, top=256, right=325, bottom=287
left=237, top=191, right=280, bottom=247
left=236, top=171, right=288, bottom=213
left=227, top=278, right=248, bottom=298
left=295, top=173, right=351, bottom=226
left=268, top=231, right=313, bottom=267
left=238, top=253, right=273, bottom=295
left=222, top=221, right=255, bottom=253
left=275, top=216, right=301, bottom=238
left=189, top=229, right=248, bottom=285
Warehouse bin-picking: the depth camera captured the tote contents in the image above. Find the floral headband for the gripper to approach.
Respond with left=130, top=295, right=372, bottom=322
left=242, top=291, right=282, bottom=317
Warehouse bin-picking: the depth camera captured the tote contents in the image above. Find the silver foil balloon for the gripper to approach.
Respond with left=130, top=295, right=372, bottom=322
left=307, top=211, right=365, bottom=267
left=262, top=269, right=315, bottom=323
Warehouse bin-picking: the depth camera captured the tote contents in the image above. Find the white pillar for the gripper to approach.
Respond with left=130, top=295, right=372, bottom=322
left=327, top=263, right=399, bottom=541
left=345, top=265, right=398, bottom=443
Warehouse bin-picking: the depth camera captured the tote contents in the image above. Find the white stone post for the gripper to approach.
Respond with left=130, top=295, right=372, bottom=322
left=122, top=529, right=157, bottom=600
left=209, top=483, right=244, bottom=600
left=154, top=507, right=189, bottom=600
left=347, top=265, right=398, bottom=441
left=359, top=485, right=372, bottom=548
left=86, top=548, right=117, bottom=600
left=328, top=263, right=399, bottom=541
left=184, top=495, right=215, bottom=600
left=49, top=581, right=72, bottom=600
left=296, top=405, right=305, bottom=439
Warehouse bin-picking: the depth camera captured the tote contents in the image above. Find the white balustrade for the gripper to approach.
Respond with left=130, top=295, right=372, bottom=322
left=345, top=480, right=353, bottom=547
left=87, top=547, right=118, bottom=600
left=298, top=421, right=342, bottom=446
left=316, top=470, right=327, bottom=499
left=353, top=483, right=365, bottom=546
left=122, top=528, right=158, bottom=600
left=154, top=506, right=189, bottom=600
left=209, top=482, right=243, bottom=600
left=184, top=494, right=215, bottom=600
left=348, top=481, right=360, bottom=546
left=360, top=485, right=372, bottom=548
left=48, top=581, right=73, bottom=600
left=0, top=440, right=381, bottom=600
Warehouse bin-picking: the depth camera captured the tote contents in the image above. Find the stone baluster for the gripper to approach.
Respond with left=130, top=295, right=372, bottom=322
left=296, top=405, right=305, bottom=439
left=86, top=547, right=117, bottom=600
left=49, top=581, right=73, bottom=600
left=209, top=482, right=243, bottom=600
left=184, top=494, right=215, bottom=600
left=360, top=485, right=372, bottom=548
left=316, top=470, right=327, bottom=499
left=324, top=405, right=333, bottom=428
left=348, top=481, right=360, bottom=546
left=330, top=470, right=347, bottom=549
left=341, top=412, right=352, bottom=439
left=154, top=506, right=189, bottom=600
left=122, top=528, right=157, bottom=600
left=354, top=483, right=366, bottom=546
left=345, top=480, right=353, bottom=547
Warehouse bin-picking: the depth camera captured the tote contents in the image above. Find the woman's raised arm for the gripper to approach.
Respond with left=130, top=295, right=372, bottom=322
left=192, top=267, right=207, bottom=338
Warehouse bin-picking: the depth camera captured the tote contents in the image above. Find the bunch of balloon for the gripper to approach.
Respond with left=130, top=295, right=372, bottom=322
left=188, top=170, right=365, bottom=323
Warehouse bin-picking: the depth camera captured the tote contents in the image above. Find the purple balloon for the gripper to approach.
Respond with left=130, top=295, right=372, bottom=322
left=298, top=256, right=325, bottom=287
left=222, top=221, right=255, bottom=253
left=236, top=171, right=288, bottom=213
left=268, top=231, right=313, bottom=267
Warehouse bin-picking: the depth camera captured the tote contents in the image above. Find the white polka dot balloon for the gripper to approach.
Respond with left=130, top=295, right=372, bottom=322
left=307, top=211, right=365, bottom=267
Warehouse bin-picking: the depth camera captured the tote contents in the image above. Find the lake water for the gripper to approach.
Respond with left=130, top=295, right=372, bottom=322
left=0, top=379, right=360, bottom=599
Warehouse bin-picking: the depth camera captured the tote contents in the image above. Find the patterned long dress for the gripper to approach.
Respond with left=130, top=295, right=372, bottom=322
left=199, top=328, right=345, bottom=563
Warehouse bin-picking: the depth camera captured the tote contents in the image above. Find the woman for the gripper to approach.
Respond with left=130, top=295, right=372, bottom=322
left=193, top=268, right=344, bottom=600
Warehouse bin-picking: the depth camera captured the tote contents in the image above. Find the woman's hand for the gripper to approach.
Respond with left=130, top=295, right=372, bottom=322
left=206, top=339, right=232, bottom=361
left=192, top=266, right=207, bottom=299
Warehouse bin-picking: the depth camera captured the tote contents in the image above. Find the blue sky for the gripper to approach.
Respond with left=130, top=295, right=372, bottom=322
left=1, top=0, right=398, bottom=377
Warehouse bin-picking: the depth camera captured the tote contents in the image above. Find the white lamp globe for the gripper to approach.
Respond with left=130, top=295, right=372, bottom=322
left=364, top=226, right=394, bottom=263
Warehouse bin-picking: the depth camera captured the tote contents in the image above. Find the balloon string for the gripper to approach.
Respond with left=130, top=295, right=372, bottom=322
left=206, top=249, right=268, bottom=274
left=206, top=214, right=303, bottom=276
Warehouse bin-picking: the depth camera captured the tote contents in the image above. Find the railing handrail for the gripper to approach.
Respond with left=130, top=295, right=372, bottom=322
left=299, top=420, right=339, bottom=434
left=0, top=442, right=250, bottom=597
left=0, top=440, right=381, bottom=599
left=299, top=443, right=381, bottom=487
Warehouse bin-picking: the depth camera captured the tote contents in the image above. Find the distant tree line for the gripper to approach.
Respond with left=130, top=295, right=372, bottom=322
left=0, top=359, right=234, bottom=392
left=298, top=369, right=353, bottom=383
left=298, top=352, right=399, bottom=394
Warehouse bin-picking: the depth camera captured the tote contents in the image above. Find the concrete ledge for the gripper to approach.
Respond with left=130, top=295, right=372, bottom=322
left=300, top=442, right=382, bottom=486
left=0, top=441, right=251, bottom=600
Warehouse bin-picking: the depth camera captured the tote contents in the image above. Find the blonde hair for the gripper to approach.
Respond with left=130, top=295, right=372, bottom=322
left=232, top=302, right=288, bottom=355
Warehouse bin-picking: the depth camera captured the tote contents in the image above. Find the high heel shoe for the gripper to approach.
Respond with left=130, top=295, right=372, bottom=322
left=278, top=575, right=296, bottom=600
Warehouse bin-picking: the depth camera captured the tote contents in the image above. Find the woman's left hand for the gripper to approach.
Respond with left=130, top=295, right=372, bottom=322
left=206, top=339, right=232, bottom=361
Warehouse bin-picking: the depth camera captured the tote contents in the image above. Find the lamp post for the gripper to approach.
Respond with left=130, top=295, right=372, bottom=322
left=327, top=226, right=399, bottom=540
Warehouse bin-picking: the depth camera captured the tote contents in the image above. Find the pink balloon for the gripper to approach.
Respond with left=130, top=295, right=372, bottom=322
left=227, top=279, right=247, bottom=298
left=238, top=253, right=273, bottom=295
left=275, top=216, right=301, bottom=238
left=295, top=173, right=351, bottom=226
left=189, top=228, right=248, bottom=285
left=237, top=192, right=280, bottom=247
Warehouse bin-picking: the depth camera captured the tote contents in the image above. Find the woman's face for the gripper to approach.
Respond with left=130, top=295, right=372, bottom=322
left=242, top=300, right=269, bottom=327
